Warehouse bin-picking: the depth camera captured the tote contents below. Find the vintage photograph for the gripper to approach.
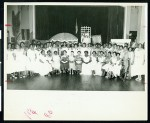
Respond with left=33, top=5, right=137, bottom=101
left=5, top=4, right=146, bottom=91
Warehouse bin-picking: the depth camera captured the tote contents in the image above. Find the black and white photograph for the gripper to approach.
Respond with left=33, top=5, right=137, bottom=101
left=4, top=2, right=147, bottom=121
left=5, top=4, right=146, bottom=91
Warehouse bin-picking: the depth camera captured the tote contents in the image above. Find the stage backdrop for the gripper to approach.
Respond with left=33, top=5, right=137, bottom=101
left=35, top=6, right=124, bottom=44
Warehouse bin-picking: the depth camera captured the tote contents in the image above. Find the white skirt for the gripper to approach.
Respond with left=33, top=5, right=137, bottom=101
left=102, top=63, right=111, bottom=72
left=53, top=61, right=60, bottom=70
left=131, top=64, right=145, bottom=77
left=36, top=61, right=52, bottom=76
left=69, top=62, right=75, bottom=70
left=95, top=62, right=103, bottom=76
left=81, top=63, right=92, bottom=75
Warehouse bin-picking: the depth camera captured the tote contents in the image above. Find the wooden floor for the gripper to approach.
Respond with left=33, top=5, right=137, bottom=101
left=7, top=74, right=145, bottom=91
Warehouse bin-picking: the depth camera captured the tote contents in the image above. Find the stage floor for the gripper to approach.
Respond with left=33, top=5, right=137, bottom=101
left=7, top=74, right=145, bottom=91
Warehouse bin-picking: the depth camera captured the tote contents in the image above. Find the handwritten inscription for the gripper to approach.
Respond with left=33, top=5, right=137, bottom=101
left=24, top=108, right=53, bottom=120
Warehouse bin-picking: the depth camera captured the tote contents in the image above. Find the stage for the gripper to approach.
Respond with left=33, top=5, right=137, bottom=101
left=7, top=74, right=145, bottom=91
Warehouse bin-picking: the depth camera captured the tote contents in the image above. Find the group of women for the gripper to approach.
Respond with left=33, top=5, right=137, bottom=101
left=6, top=41, right=145, bottom=82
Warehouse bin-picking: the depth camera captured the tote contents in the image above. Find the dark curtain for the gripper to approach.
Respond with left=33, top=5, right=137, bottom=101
left=107, top=6, right=124, bottom=43
left=36, top=6, right=124, bottom=44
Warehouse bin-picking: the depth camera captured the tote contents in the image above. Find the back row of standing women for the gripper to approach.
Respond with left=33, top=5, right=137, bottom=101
left=6, top=41, right=145, bottom=82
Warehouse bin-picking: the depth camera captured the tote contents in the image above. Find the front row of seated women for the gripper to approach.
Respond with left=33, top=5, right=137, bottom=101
left=6, top=42, right=145, bottom=82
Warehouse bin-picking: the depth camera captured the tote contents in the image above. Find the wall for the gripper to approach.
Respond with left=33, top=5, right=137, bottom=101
left=7, top=5, right=19, bottom=38
left=125, top=6, right=146, bottom=43
left=7, top=5, right=33, bottom=42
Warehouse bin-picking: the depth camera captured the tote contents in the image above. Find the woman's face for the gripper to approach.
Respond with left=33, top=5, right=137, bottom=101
left=21, top=43, right=25, bottom=48
left=77, top=52, right=81, bottom=55
left=71, top=52, right=74, bottom=55
left=138, top=44, right=142, bottom=48
left=84, top=52, right=88, bottom=56
left=16, top=45, right=20, bottom=49
left=92, top=52, right=96, bottom=55
left=129, top=48, right=132, bottom=52
left=64, top=51, right=67, bottom=55
left=42, top=51, right=45, bottom=55
left=8, top=44, right=11, bottom=49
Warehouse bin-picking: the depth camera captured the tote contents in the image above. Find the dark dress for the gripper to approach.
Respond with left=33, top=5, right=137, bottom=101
left=60, top=55, right=69, bottom=69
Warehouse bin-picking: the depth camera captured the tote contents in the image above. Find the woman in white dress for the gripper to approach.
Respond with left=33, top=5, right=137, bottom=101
left=102, top=51, right=112, bottom=78
left=27, top=44, right=36, bottom=76
left=131, top=43, right=145, bottom=82
left=128, top=47, right=134, bottom=79
left=112, top=53, right=122, bottom=77
left=90, top=51, right=98, bottom=76
left=52, top=51, right=61, bottom=74
left=6, top=43, right=16, bottom=78
left=81, top=51, right=92, bottom=75
left=108, top=52, right=117, bottom=78
left=14, top=43, right=27, bottom=78
left=96, top=51, right=105, bottom=76
left=69, top=51, right=75, bottom=75
left=46, top=50, right=53, bottom=76
left=37, top=50, right=53, bottom=76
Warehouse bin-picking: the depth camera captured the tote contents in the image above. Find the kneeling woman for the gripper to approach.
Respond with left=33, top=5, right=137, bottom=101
left=60, top=50, right=69, bottom=73
left=81, top=51, right=92, bottom=75
left=36, top=50, right=53, bottom=76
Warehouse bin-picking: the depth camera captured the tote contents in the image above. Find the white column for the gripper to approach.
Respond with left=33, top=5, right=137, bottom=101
left=33, top=5, right=35, bottom=39
left=123, top=6, right=127, bottom=39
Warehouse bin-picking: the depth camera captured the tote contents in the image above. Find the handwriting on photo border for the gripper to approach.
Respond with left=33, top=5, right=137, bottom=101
left=24, top=108, right=53, bottom=120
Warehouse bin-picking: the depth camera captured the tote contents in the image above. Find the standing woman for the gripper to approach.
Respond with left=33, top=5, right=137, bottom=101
left=90, top=51, right=98, bottom=76
left=69, top=51, right=75, bottom=75
left=60, top=50, right=69, bottom=74
left=46, top=50, right=53, bottom=76
left=27, top=44, right=36, bottom=76
left=6, top=43, right=16, bottom=79
left=20, top=42, right=29, bottom=78
left=120, top=46, right=129, bottom=81
left=128, top=47, right=134, bottom=79
left=81, top=51, right=92, bottom=75
left=75, top=51, right=83, bottom=74
left=14, top=43, right=26, bottom=78
left=131, top=43, right=145, bottom=82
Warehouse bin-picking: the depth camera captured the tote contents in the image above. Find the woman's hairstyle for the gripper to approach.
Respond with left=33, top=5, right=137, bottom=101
left=116, top=53, right=120, bottom=56
left=84, top=51, right=88, bottom=54
left=41, top=50, right=45, bottom=54
left=77, top=51, right=81, bottom=53
left=20, top=42, right=25, bottom=47
left=47, top=50, right=51, bottom=54
left=63, top=50, right=67, bottom=53
left=54, top=51, right=57, bottom=54
left=92, top=51, right=96, bottom=54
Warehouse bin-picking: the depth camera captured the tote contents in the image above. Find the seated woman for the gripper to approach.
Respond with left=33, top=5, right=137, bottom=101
left=75, top=51, right=83, bottom=74
left=81, top=51, right=92, bottom=75
left=112, top=53, right=122, bottom=78
left=96, top=51, right=106, bottom=76
left=90, top=51, right=98, bottom=76
left=36, top=50, right=53, bottom=76
left=60, top=50, right=69, bottom=74
left=108, top=52, right=117, bottom=78
left=52, top=51, right=61, bottom=74
left=102, top=51, right=112, bottom=78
